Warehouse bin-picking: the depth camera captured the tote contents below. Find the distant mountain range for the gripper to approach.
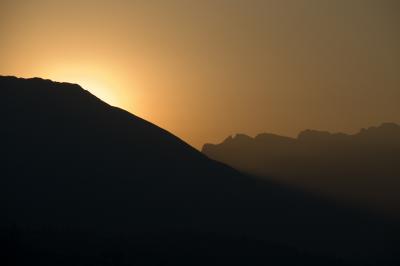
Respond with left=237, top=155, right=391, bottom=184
left=1, top=76, right=399, bottom=265
left=202, top=123, right=400, bottom=216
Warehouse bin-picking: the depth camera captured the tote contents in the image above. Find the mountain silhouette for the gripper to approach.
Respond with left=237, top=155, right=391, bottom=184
left=1, top=76, right=398, bottom=265
left=202, top=124, right=400, bottom=216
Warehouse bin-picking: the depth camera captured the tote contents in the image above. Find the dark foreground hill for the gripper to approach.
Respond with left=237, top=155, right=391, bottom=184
left=202, top=124, right=400, bottom=216
left=1, top=76, right=398, bottom=265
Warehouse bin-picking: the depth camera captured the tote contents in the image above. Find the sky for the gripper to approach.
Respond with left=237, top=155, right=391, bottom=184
left=1, top=0, right=400, bottom=149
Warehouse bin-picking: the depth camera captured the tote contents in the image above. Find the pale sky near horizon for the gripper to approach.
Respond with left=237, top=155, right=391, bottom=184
left=1, top=0, right=400, bottom=149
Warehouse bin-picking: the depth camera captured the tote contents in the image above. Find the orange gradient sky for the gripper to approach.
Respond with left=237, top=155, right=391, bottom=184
left=1, top=0, right=400, bottom=149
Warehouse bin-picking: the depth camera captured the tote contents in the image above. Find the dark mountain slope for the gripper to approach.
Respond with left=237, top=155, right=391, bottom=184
left=202, top=124, right=400, bottom=216
left=1, top=76, right=398, bottom=265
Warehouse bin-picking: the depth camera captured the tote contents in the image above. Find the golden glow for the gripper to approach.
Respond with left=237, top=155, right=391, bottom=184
left=1, top=0, right=400, bottom=149
left=46, top=65, right=122, bottom=107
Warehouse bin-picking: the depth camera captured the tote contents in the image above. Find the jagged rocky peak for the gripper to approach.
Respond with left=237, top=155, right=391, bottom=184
left=297, top=129, right=333, bottom=142
left=255, top=133, right=295, bottom=143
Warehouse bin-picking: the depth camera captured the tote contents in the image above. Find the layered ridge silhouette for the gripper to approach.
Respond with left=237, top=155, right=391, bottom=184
left=1, top=76, right=398, bottom=265
left=202, top=124, right=400, bottom=216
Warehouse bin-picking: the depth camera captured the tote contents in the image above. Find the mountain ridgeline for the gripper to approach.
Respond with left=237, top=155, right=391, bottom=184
left=1, top=76, right=399, bottom=265
left=202, top=124, right=400, bottom=216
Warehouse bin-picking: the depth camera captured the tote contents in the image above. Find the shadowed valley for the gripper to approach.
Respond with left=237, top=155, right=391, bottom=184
left=1, top=76, right=399, bottom=265
left=202, top=124, right=400, bottom=217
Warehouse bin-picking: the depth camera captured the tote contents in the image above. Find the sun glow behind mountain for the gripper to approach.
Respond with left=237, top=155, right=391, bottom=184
left=1, top=0, right=400, bottom=149
left=47, top=66, right=122, bottom=107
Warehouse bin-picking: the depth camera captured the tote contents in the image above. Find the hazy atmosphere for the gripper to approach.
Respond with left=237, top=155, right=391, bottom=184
left=1, top=0, right=400, bottom=148
left=3, top=1, right=400, bottom=265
